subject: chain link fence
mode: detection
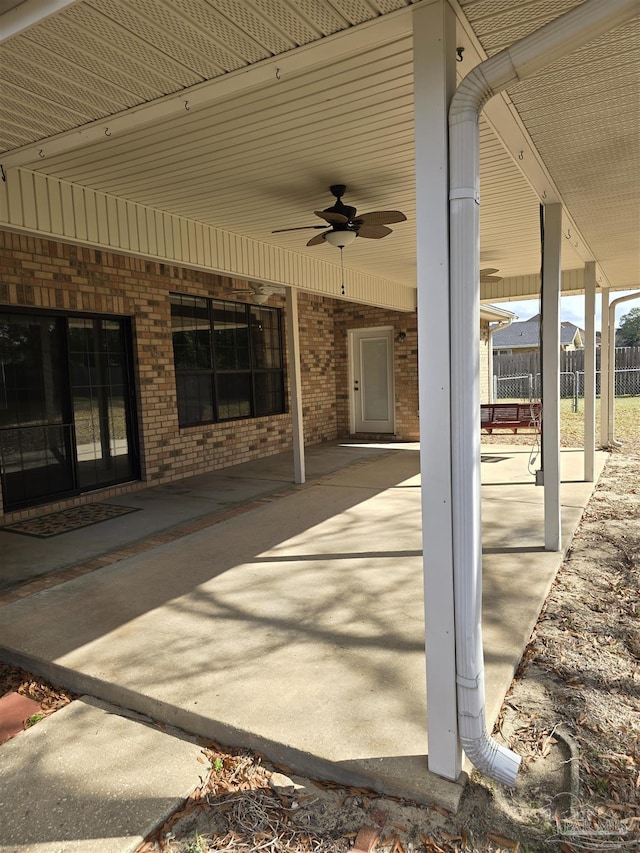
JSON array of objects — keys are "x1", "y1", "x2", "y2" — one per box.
[{"x1": 494, "y1": 368, "x2": 640, "y2": 402}]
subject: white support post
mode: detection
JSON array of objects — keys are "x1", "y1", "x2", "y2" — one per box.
[
  {"x1": 583, "y1": 262, "x2": 597, "y2": 481},
  {"x1": 607, "y1": 302, "x2": 616, "y2": 445},
  {"x1": 413, "y1": 1, "x2": 462, "y2": 781},
  {"x1": 542, "y1": 203, "x2": 562, "y2": 552},
  {"x1": 286, "y1": 287, "x2": 305, "y2": 484},
  {"x1": 599, "y1": 288, "x2": 610, "y2": 447}
]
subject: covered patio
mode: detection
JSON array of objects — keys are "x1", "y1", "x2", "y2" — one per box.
[
  {"x1": 0, "y1": 442, "x2": 606, "y2": 809},
  {"x1": 1, "y1": 0, "x2": 638, "y2": 789}
]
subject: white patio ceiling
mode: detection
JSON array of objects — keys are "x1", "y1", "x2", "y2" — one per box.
[{"x1": 1, "y1": 0, "x2": 638, "y2": 303}]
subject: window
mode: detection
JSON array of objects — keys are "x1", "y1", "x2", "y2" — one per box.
[{"x1": 170, "y1": 294, "x2": 285, "y2": 427}]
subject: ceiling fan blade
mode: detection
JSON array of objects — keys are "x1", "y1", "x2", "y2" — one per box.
[
  {"x1": 355, "y1": 210, "x2": 407, "y2": 226},
  {"x1": 480, "y1": 275, "x2": 502, "y2": 283},
  {"x1": 272, "y1": 225, "x2": 327, "y2": 233},
  {"x1": 357, "y1": 224, "x2": 392, "y2": 239},
  {"x1": 480, "y1": 268, "x2": 500, "y2": 276},
  {"x1": 314, "y1": 210, "x2": 349, "y2": 225},
  {"x1": 307, "y1": 231, "x2": 329, "y2": 246}
]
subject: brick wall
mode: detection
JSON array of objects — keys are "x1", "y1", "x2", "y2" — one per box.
[
  {"x1": 0, "y1": 232, "x2": 418, "y2": 521},
  {"x1": 296, "y1": 292, "x2": 338, "y2": 445},
  {"x1": 0, "y1": 234, "x2": 296, "y2": 520}
]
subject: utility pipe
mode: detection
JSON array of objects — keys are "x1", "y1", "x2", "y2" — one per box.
[
  {"x1": 487, "y1": 317, "x2": 513, "y2": 403},
  {"x1": 448, "y1": 0, "x2": 638, "y2": 786},
  {"x1": 606, "y1": 290, "x2": 640, "y2": 446}
]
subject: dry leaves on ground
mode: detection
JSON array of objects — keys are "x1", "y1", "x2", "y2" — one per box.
[{"x1": 0, "y1": 661, "x2": 76, "y2": 718}]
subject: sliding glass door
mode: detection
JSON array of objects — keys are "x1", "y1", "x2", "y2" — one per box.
[
  {"x1": 68, "y1": 317, "x2": 137, "y2": 491},
  {"x1": 0, "y1": 310, "x2": 138, "y2": 511}
]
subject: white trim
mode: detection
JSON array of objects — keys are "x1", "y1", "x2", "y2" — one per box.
[{"x1": 0, "y1": 169, "x2": 416, "y2": 312}]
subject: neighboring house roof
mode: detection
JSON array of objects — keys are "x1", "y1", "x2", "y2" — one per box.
[{"x1": 492, "y1": 314, "x2": 584, "y2": 349}]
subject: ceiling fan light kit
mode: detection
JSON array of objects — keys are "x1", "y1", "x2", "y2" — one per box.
[{"x1": 325, "y1": 229, "x2": 357, "y2": 248}]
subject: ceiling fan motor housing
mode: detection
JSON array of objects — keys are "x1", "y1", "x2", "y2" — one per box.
[{"x1": 325, "y1": 186, "x2": 357, "y2": 220}]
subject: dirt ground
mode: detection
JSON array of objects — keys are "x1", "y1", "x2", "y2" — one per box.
[{"x1": 2, "y1": 442, "x2": 638, "y2": 853}]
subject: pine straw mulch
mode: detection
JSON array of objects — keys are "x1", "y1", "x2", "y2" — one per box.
[{"x1": 137, "y1": 745, "x2": 476, "y2": 853}]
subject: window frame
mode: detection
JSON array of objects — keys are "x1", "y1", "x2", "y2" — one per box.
[{"x1": 170, "y1": 293, "x2": 286, "y2": 428}]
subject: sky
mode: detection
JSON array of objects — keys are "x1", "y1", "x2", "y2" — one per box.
[{"x1": 502, "y1": 290, "x2": 640, "y2": 332}]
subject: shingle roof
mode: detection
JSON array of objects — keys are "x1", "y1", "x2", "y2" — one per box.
[{"x1": 492, "y1": 315, "x2": 583, "y2": 349}]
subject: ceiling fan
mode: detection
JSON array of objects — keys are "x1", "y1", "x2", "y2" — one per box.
[
  {"x1": 480, "y1": 268, "x2": 502, "y2": 283},
  {"x1": 231, "y1": 282, "x2": 285, "y2": 304},
  {"x1": 272, "y1": 185, "x2": 407, "y2": 248}
]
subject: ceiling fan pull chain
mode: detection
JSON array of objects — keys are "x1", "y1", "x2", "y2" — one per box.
[{"x1": 340, "y1": 247, "x2": 346, "y2": 296}]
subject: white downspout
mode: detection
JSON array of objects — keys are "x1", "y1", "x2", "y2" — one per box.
[
  {"x1": 606, "y1": 290, "x2": 640, "y2": 446},
  {"x1": 448, "y1": 0, "x2": 638, "y2": 786},
  {"x1": 487, "y1": 317, "x2": 513, "y2": 403}
]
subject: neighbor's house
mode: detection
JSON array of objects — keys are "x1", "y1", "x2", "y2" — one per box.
[{"x1": 492, "y1": 314, "x2": 584, "y2": 355}]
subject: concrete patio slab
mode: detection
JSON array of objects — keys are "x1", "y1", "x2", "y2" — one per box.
[{"x1": 0, "y1": 443, "x2": 606, "y2": 831}]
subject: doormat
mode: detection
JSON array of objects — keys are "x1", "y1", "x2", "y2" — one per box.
[{"x1": 2, "y1": 503, "x2": 140, "y2": 538}]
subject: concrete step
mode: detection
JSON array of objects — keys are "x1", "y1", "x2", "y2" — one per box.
[{"x1": 0, "y1": 696, "x2": 206, "y2": 853}]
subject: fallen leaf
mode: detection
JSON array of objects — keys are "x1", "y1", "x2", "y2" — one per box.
[
  {"x1": 431, "y1": 804, "x2": 451, "y2": 817},
  {"x1": 487, "y1": 833, "x2": 519, "y2": 850}
]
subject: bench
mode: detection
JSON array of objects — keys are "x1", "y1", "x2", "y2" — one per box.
[{"x1": 481, "y1": 402, "x2": 541, "y2": 434}]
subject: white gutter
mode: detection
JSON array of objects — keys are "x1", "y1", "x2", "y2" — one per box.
[
  {"x1": 448, "y1": 0, "x2": 638, "y2": 786},
  {"x1": 606, "y1": 290, "x2": 640, "y2": 446}
]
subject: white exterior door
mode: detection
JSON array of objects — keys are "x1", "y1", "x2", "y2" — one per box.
[{"x1": 349, "y1": 327, "x2": 395, "y2": 434}]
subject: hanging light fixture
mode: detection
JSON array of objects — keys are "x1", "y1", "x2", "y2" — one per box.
[{"x1": 324, "y1": 229, "x2": 357, "y2": 248}]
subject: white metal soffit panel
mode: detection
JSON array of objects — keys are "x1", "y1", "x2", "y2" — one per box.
[
  {"x1": 0, "y1": 0, "x2": 415, "y2": 150},
  {"x1": 459, "y1": 0, "x2": 640, "y2": 291},
  {"x1": 1, "y1": 0, "x2": 637, "y2": 294}
]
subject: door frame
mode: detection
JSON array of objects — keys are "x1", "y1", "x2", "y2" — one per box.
[{"x1": 348, "y1": 325, "x2": 396, "y2": 435}]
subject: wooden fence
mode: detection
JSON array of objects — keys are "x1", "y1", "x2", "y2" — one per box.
[{"x1": 494, "y1": 346, "x2": 640, "y2": 378}]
